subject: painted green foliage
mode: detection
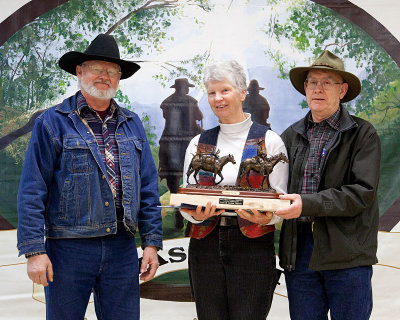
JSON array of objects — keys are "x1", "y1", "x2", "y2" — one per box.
[
  {"x1": 1, "y1": 0, "x2": 400, "y2": 227},
  {"x1": 0, "y1": 0, "x2": 212, "y2": 227},
  {"x1": 264, "y1": 0, "x2": 400, "y2": 120},
  {"x1": 263, "y1": 0, "x2": 400, "y2": 214},
  {"x1": 0, "y1": 0, "x2": 211, "y2": 113},
  {"x1": 366, "y1": 79, "x2": 400, "y2": 132},
  {"x1": 0, "y1": 0, "x2": 214, "y2": 158}
]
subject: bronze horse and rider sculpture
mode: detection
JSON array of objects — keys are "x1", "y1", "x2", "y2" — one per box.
[
  {"x1": 238, "y1": 152, "x2": 289, "y2": 191},
  {"x1": 186, "y1": 145, "x2": 288, "y2": 190},
  {"x1": 186, "y1": 150, "x2": 236, "y2": 185}
]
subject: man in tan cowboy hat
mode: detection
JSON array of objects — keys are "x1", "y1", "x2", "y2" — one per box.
[
  {"x1": 275, "y1": 50, "x2": 380, "y2": 320},
  {"x1": 17, "y1": 34, "x2": 162, "y2": 319}
]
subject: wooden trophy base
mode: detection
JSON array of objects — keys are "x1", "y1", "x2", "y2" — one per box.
[{"x1": 170, "y1": 186, "x2": 290, "y2": 212}]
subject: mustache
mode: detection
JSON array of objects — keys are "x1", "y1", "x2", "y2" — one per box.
[{"x1": 93, "y1": 79, "x2": 112, "y2": 87}]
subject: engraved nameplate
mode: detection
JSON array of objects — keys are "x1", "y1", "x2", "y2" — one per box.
[{"x1": 219, "y1": 198, "x2": 244, "y2": 206}]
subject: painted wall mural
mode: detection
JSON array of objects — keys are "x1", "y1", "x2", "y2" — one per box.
[{"x1": 1, "y1": 0, "x2": 399, "y2": 303}]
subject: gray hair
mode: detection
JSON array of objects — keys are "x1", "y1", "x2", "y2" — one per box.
[{"x1": 203, "y1": 60, "x2": 247, "y2": 92}]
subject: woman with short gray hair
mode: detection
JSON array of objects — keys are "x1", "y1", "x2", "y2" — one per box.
[
  {"x1": 203, "y1": 60, "x2": 248, "y2": 92},
  {"x1": 180, "y1": 60, "x2": 289, "y2": 319}
]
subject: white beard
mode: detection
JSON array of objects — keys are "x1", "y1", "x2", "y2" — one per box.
[{"x1": 78, "y1": 79, "x2": 117, "y2": 100}]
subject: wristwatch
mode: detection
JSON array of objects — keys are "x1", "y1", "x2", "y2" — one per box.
[{"x1": 25, "y1": 252, "x2": 45, "y2": 259}]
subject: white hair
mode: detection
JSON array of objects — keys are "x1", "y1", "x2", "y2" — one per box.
[{"x1": 203, "y1": 60, "x2": 247, "y2": 92}]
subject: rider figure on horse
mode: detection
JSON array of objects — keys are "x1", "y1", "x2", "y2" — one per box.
[
  {"x1": 254, "y1": 140, "x2": 267, "y2": 165},
  {"x1": 195, "y1": 148, "x2": 220, "y2": 166}
]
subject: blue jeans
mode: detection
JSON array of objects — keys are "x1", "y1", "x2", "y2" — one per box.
[
  {"x1": 44, "y1": 232, "x2": 140, "y2": 320},
  {"x1": 284, "y1": 222, "x2": 373, "y2": 320},
  {"x1": 189, "y1": 225, "x2": 277, "y2": 320}
]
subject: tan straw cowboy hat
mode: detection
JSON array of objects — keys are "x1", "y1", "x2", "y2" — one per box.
[{"x1": 289, "y1": 50, "x2": 361, "y2": 102}]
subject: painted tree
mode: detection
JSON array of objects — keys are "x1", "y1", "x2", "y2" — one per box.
[
  {"x1": 262, "y1": 0, "x2": 400, "y2": 117},
  {"x1": 0, "y1": 0, "x2": 211, "y2": 112},
  {"x1": 263, "y1": 0, "x2": 400, "y2": 217},
  {"x1": 0, "y1": 0, "x2": 213, "y2": 227},
  {"x1": 0, "y1": 0, "x2": 212, "y2": 158},
  {"x1": 362, "y1": 79, "x2": 400, "y2": 133},
  {"x1": 141, "y1": 113, "x2": 158, "y2": 146}
]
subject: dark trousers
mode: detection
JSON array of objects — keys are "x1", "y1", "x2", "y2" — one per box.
[
  {"x1": 189, "y1": 225, "x2": 277, "y2": 320},
  {"x1": 44, "y1": 232, "x2": 140, "y2": 320},
  {"x1": 284, "y1": 222, "x2": 373, "y2": 320}
]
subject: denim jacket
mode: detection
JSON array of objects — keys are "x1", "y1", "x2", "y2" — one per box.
[{"x1": 17, "y1": 93, "x2": 163, "y2": 256}]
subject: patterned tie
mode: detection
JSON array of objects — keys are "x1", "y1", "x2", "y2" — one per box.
[{"x1": 102, "y1": 121, "x2": 117, "y2": 197}]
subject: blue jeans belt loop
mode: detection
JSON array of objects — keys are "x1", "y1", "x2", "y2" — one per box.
[{"x1": 219, "y1": 216, "x2": 238, "y2": 227}]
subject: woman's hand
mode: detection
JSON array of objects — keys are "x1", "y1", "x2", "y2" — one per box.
[
  {"x1": 180, "y1": 202, "x2": 225, "y2": 221},
  {"x1": 236, "y1": 209, "x2": 274, "y2": 225}
]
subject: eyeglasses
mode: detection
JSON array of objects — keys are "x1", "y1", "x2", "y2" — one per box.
[
  {"x1": 305, "y1": 79, "x2": 343, "y2": 90},
  {"x1": 81, "y1": 64, "x2": 122, "y2": 78}
]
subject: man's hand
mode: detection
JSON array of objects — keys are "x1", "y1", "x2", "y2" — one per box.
[
  {"x1": 180, "y1": 202, "x2": 225, "y2": 221},
  {"x1": 27, "y1": 254, "x2": 53, "y2": 287},
  {"x1": 236, "y1": 209, "x2": 273, "y2": 225},
  {"x1": 275, "y1": 194, "x2": 302, "y2": 219},
  {"x1": 140, "y1": 246, "x2": 159, "y2": 282}
]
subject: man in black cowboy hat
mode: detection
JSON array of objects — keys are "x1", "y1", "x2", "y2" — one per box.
[
  {"x1": 275, "y1": 50, "x2": 380, "y2": 320},
  {"x1": 159, "y1": 78, "x2": 203, "y2": 228},
  {"x1": 17, "y1": 34, "x2": 162, "y2": 319},
  {"x1": 243, "y1": 79, "x2": 271, "y2": 126}
]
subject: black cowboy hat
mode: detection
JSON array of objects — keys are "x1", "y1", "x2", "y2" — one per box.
[
  {"x1": 58, "y1": 34, "x2": 140, "y2": 79},
  {"x1": 170, "y1": 78, "x2": 195, "y2": 88},
  {"x1": 247, "y1": 79, "x2": 264, "y2": 92},
  {"x1": 289, "y1": 50, "x2": 361, "y2": 102}
]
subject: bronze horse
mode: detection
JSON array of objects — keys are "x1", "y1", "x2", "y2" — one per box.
[
  {"x1": 238, "y1": 152, "x2": 288, "y2": 190},
  {"x1": 186, "y1": 154, "x2": 236, "y2": 185}
]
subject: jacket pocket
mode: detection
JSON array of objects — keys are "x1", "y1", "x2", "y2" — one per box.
[
  {"x1": 58, "y1": 173, "x2": 92, "y2": 225},
  {"x1": 118, "y1": 136, "x2": 143, "y2": 224},
  {"x1": 63, "y1": 137, "x2": 94, "y2": 173},
  {"x1": 59, "y1": 178, "x2": 72, "y2": 221},
  {"x1": 316, "y1": 217, "x2": 358, "y2": 264}
]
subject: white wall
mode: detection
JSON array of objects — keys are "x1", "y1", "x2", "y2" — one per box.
[{"x1": 350, "y1": 0, "x2": 400, "y2": 41}]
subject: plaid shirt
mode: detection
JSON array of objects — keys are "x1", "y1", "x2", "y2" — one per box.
[
  {"x1": 301, "y1": 107, "x2": 341, "y2": 194},
  {"x1": 76, "y1": 92, "x2": 123, "y2": 218}
]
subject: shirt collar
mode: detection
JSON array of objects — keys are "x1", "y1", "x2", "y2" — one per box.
[
  {"x1": 219, "y1": 113, "x2": 252, "y2": 135},
  {"x1": 307, "y1": 106, "x2": 341, "y2": 131},
  {"x1": 76, "y1": 91, "x2": 117, "y2": 116}
]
